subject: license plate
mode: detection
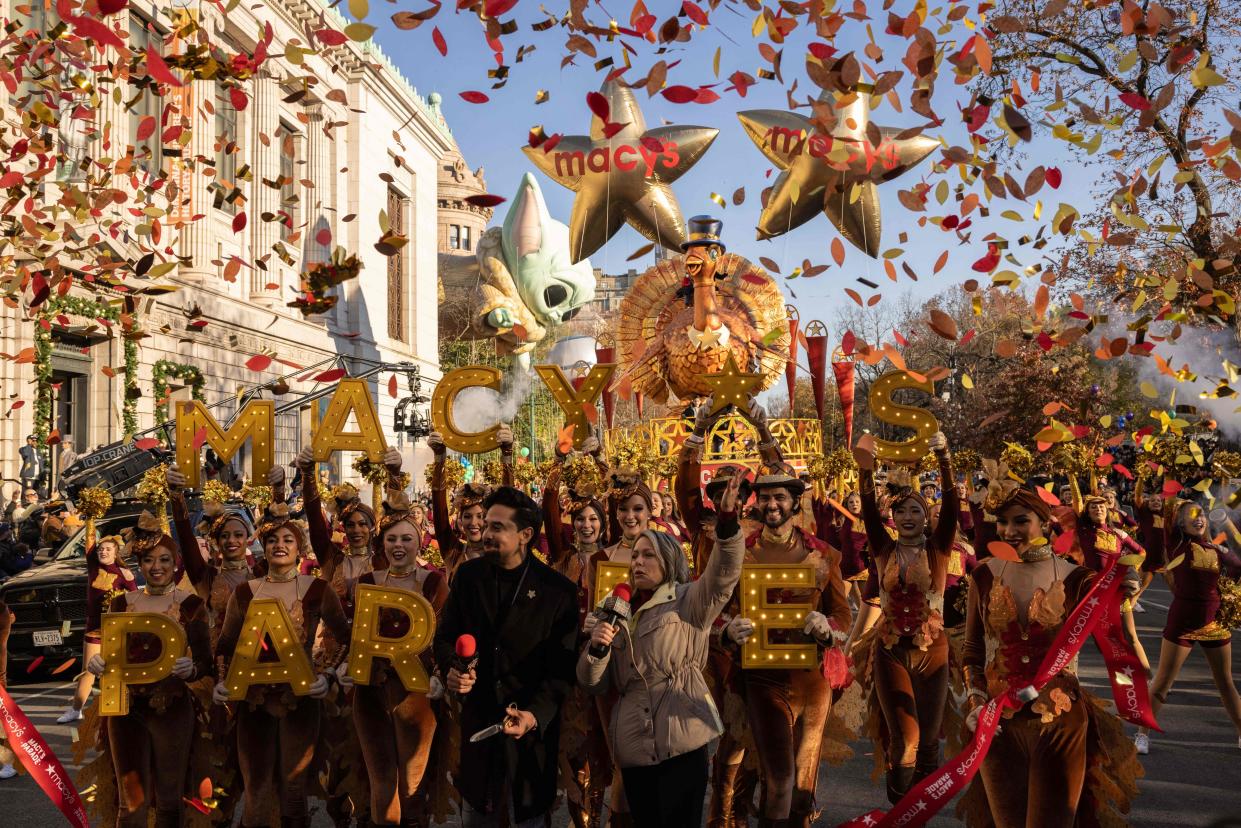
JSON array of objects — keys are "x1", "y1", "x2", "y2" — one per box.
[{"x1": 32, "y1": 630, "x2": 63, "y2": 646}]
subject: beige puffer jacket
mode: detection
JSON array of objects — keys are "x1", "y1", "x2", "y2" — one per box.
[{"x1": 576, "y1": 528, "x2": 744, "y2": 768}]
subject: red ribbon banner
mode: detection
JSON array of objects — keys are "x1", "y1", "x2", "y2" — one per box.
[
  {"x1": 1092, "y1": 596, "x2": 1159, "y2": 729},
  {"x1": 0, "y1": 684, "x2": 90, "y2": 828},
  {"x1": 832, "y1": 361, "x2": 855, "y2": 448},
  {"x1": 839, "y1": 557, "x2": 1132, "y2": 828}
]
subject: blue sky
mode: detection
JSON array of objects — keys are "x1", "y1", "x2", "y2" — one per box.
[{"x1": 364, "y1": 4, "x2": 1091, "y2": 329}]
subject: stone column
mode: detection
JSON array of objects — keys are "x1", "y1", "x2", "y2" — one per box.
[{"x1": 249, "y1": 70, "x2": 280, "y2": 305}]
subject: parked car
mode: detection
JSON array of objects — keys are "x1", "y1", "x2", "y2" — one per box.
[{"x1": 0, "y1": 500, "x2": 147, "y2": 680}]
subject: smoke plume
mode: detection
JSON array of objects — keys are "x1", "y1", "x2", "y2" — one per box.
[{"x1": 451, "y1": 366, "x2": 534, "y2": 434}]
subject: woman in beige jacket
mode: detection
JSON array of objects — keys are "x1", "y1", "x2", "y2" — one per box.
[{"x1": 578, "y1": 473, "x2": 745, "y2": 828}]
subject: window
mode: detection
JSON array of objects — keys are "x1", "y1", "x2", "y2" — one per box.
[
  {"x1": 462, "y1": 226, "x2": 472, "y2": 251},
  {"x1": 276, "y1": 121, "x2": 299, "y2": 240},
  {"x1": 215, "y1": 84, "x2": 239, "y2": 214},
  {"x1": 449, "y1": 224, "x2": 460, "y2": 250},
  {"x1": 128, "y1": 15, "x2": 163, "y2": 175},
  {"x1": 387, "y1": 187, "x2": 407, "y2": 342}
]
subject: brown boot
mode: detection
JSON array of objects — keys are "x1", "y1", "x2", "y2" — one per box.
[{"x1": 707, "y1": 759, "x2": 741, "y2": 827}]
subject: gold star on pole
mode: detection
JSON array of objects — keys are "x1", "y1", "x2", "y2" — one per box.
[
  {"x1": 737, "y1": 86, "x2": 937, "y2": 257},
  {"x1": 523, "y1": 80, "x2": 718, "y2": 263},
  {"x1": 702, "y1": 354, "x2": 765, "y2": 415}
]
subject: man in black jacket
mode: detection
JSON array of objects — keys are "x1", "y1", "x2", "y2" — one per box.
[{"x1": 434, "y1": 486, "x2": 578, "y2": 827}]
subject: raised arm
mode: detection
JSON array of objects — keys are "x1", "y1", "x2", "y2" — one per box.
[
  {"x1": 427, "y1": 432, "x2": 457, "y2": 558},
  {"x1": 498, "y1": 425, "x2": 516, "y2": 487},
  {"x1": 167, "y1": 472, "x2": 209, "y2": 590},
  {"x1": 296, "y1": 447, "x2": 339, "y2": 570},
  {"x1": 858, "y1": 467, "x2": 895, "y2": 559},
  {"x1": 541, "y1": 461, "x2": 568, "y2": 567},
  {"x1": 930, "y1": 441, "x2": 959, "y2": 555}
]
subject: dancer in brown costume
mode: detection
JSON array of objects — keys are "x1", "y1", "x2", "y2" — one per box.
[
  {"x1": 853, "y1": 432, "x2": 958, "y2": 802},
  {"x1": 212, "y1": 505, "x2": 351, "y2": 828},
  {"x1": 1136, "y1": 499, "x2": 1241, "y2": 754},
  {"x1": 86, "y1": 515, "x2": 212, "y2": 828},
  {"x1": 167, "y1": 466, "x2": 259, "y2": 643},
  {"x1": 960, "y1": 489, "x2": 1141, "y2": 828},
  {"x1": 427, "y1": 426, "x2": 513, "y2": 578},
  {"x1": 542, "y1": 436, "x2": 614, "y2": 828},
  {"x1": 722, "y1": 460, "x2": 851, "y2": 828},
  {"x1": 338, "y1": 493, "x2": 450, "y2": 827}
]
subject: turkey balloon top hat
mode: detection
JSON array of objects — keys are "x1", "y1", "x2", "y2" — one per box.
[{"x1": 681, "y1": 215, "x2": 726, "y2": 252}]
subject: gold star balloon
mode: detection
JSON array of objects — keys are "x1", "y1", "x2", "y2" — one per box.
[
  {"x1": 737, "y1": 87, "x2": 938, "y2": 257},
  {"x1": 702, "y1": 354, "x2": 766, "y2": 415},
  {"x1": 523, "y1": 81, "x2": 718, "y2": 263}
]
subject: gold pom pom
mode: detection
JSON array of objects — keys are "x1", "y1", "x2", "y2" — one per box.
[
  {"x1": 563, "y1": 454, "x2": 604, "y2": 498},
  {"x1": 1218, "y1": 577, "x2": 1241, "y2": 631},
  {"x1": 241, "y1": 482, "x2": 273, "y2": 511},
  {"x1": 1000, "y1": 443, "x2": 1033, "y2": 477},
  {"x1": 352, "y1": 455, "x2": 389, "y2": 486},
  {"x1": 1051, "y1": 442, "x2": 1093, "y2": 477},
  {"x1": 77, "y1": 486, "x2": 113, "y2": 521},
  {"x1": 513, "y1": 461, "x2": 538, "y2": 489},
  {"x1": 1214, "y1": 450, "x2": 1241, "y2": 478},
  {"x1": 480, "y1": 458, "x2": 504, "y2": 485},
  {"x1": 424, "y1": 459, "x2": 465, "y2": 492},
  {"x1": 953, "y1": 448, "x2": 981, "y2": 475},
  {"x1": 137, "y1": 465, "x2": 169, "y2": 508},
  {"x1": 201, "y1": 479, "x2": 232, "y2": 505}
]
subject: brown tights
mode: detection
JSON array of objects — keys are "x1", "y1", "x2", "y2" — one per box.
[
  {"x1": 978, "y1": 701, "x2": 1087, "y2": 828},
  {"x1": 236, "y1": 697, "x2": 321, "y2": 827},
  {"x1": 744, "y1": 669, "x2": 831, "y2": 826},
  {"x1": 873, "y1": 634, "x2": 950, "y2": 775},
  {"x1": 353, "y1": 680, "x2": 438, "y2": 826},
  {"x1": 106, "y1": 694, "x2": 195, "y2": 828}
]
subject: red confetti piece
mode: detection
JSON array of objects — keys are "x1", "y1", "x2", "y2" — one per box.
[
  {"x1": 315, "y1": 228, "x2": 332, "y2": 247},
  {"x1": 432, "y1": 26, "x2": 447, "y2": 57},
  {"x1": 465, "y1": 194, "x2": 506, "y2": 207},
  {"x1": 134, "y1": 438, "x2": 161, "y2": 450},
  {"x1": 1045, "y1": 167, "x2": 1062, "y2": 188},
  {"x1": 232, "y1": 211, "x2": 247, "y2": 233},
  {"x1": 388, "y1": 375, "x2": 398, "y2": 398},
  {"x1": 0, "y1": 171, "x2": 24, "y2": 188},
  {"x1": 314, "y1": 368, "x2": 347, "y2": 382},
  {"x1": 1118, "y1": 91, "x2": 1151, "y2": 110},
  {"x1": 245, "y1": 354, "x2": 273, "y2": 372},
  {"x1": 99, "y1": 0, "x2": 127, "y2": 13},
  {"x1": 586, "y1": 91, "x2": 610, "y2": 122},
  {"x1": 229, "y1": 87, "x2": 249, "y2": 111},
  {"x1": 660, "y1": 85, "x2": 698, "y2": 104},
  {"x1": 971, "y1": 243, "x2": 1000, "y2": 272},
  {"x1": 682, "y1": 1, "x2": 709, "y2": 25},
  {"x1": 192, "y1": 426, "x2": 208, "y2": 451},
  {"x1": 695, "y1": 88, "x2": 720, "y2": 104},
  {"x1": 145, "y1": 46, "x2": 183, "y2": 87},
  {"x1": 26, "y1": 656, "x2": 44, "y2": 673},
  {"x1": 484, "y1": 0, "x2": 518, "y2": 16},
  {"x1": 459, "y1": 91, "x2": 489, "y2": 104},
  {"x1": 314, "y1": 28, "x2": 349, "y2": 47}
]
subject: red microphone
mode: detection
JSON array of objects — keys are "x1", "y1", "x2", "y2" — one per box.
[
  {"x1": 588, "y1": 583, "x2": 633, "y2": 658},
  {"x1": 453, "y1": 634, "x2": 478, "y2": 677}
]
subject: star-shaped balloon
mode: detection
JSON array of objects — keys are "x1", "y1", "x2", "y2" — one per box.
[
  {"x1": 738, "y1": 88, "x2": 937, "y2": 257},
  {"x1": 702, "y1": 354, "x2": 765, "y2": 415},
  {"x1": 524, "y1": 81, "x2": 718, "y2": 263}
]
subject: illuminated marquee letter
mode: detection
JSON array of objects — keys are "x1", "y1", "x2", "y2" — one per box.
[
  {"x1": 593, "y1": 561, "x2": 630, "y2": 608},
  {"x1": 99, "y1": 613, "x2": 186, "y2": 716},
  {"x1": 430, "y1": 366, "x2": 503, "y2": 453},
  {"x1": 348, "y1": 584, "x2": 437, "y2": 692},
  {"x1": 535, "y1": 364, "x2": 617, "y2": 450},
  {"x1": 312, "y1": 378, "x2": 387, "y2": 463},
  {"x1": 867, "y1": 370, "x2": 940, "y2": 463},
  {"x1": 176, "y1": 400, "x2": 274, "y2": 489},
  {"x1": 225, "y1": 599, "x2": 316, "y2": 699},
  {"x1": 741, "y1": 563, "x2": 817, "y2": 669}
]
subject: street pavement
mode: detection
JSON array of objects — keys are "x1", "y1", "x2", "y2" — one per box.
[{"x1": 3, "y1": 578, "x2": 1239, "y2": 826}]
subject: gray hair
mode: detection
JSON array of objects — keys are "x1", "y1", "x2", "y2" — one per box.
[{"x1": 639, "y1": 529, "x2": 689, "y2": 587}]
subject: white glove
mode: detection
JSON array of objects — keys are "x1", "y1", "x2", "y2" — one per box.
[
  {"x1": 266, "y1": 464, "x2": 286, "y2": 487},
  {"x1": 383, "y1": 446, "x2": 403, "y2": 471},
  {"x1": 307, "y1": 673, "x2": 330, "y2": 699},
  {"x1": 582, "y1": 613, "x2": 600, "y2": 636},
  {"x1": 212, "y1": 682, "x2": 232, "y2": 705},
  {"x1": 965, "y1": 706, "x2": 981, "y2": 733},
  {"x1": 86, "y1": 654, "x2": 106, "y2": 677},
  {"x1": 335, "y1": 660, "x2": 355, "y2": 690},
  {"x1": 427, "y1": 675, "x2": 445, "y2": 701},
  {"x1": 427, "y1": 431, "x2": 445, "y2": 454},
  {"x1": 580, "y1": 435, "x2": 600, "y2": 455},
  {"x1": 803, "y1": 610, "x2": 833, "y2": 642},
  {"x1": 725, "y1": 616, "x2": 755, "y2": 645},
  {"x1": 497, "y1": 424, "x2": 514, "y2": 451},
  {"x1": 295, "y1": 445, "x2": 315, "y2": 470},
  {"x1": 171, "y1": 656, "x2": 195, "y2": 680}
]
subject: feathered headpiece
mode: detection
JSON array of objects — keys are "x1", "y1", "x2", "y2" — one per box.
[
  {"x1": 123, "y1": 510, "x2": 179, "y2": 558},
  {"x1": 453, "y1": 481, "x2": 492, "y2": 514},
  {"x1": 609, "y1": 467, "x2": 653, "y2": 508},
  {"x1": 255, "y1": 503, "x2": 310, "y2": 553}
]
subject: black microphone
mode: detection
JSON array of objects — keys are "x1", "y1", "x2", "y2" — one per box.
[{"x1": 588, "y1": 583, "x2": 633, "y2": 659}]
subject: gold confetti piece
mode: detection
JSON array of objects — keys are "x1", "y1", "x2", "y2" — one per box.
[{"x1": 709, "y1": 192, "x2": 726, "y2": 209}]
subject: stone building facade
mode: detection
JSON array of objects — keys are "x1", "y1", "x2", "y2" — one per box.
[
  {"x1": 436, "y1": 137, "x2": 493, "y2": 255},
  {"x1": 0, "y1": 0, "x2": 462, "y2": 491}
]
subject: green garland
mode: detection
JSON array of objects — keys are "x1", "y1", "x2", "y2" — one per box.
[
  {"x1": 33, "y1": 296, "x2": 138, "y2": 450},
  {"x1": 152, "y1": 359, "x2": 205, "y2": 425}
]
